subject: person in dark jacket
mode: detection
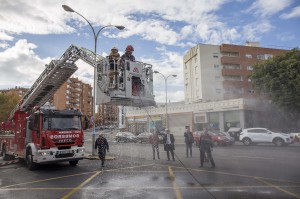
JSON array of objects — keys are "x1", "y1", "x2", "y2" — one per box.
[
  {"x1": 121, "y1": 45, "x2": 135, "y2": 61},
  {"x1": 95, "y1": 134, "x2": 109, "y2": 167},
  {"x1": 163, "y1": 129, "x2": 175, "y2": 161},
  {"x1": 199, "y1": 128, "x2": 215, "y2": 168},
  {"x1": 184, "y1": 126, "x2": 194, "y2": 158}
]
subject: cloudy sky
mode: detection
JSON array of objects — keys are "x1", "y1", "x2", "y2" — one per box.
[{"x1": 0, "y1": 0, "x2": 299, "y2": 103}]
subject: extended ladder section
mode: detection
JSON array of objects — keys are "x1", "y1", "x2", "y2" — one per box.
[{"x1": 9, "y1": 45, "x2": 103, "y2": 118}]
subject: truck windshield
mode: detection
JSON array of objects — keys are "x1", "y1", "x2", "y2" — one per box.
[{"x1": 42, "y1": 116, "x2": 82, "y2": 130}]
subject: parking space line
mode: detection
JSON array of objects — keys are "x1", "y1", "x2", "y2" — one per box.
[
  {"x1": 158, "y1": 164, "x2": 300, "y2": 184},
  {"x1": 1, "y1": 184, "x2": 300, "y2": 191},
  {"x1": 168, "y1": 166, "x2": 183, "y2": 199},
  {"x1": 0, "y1": 171, "x2": 97, "y2": 189},
  {"x1": 61, "y1": 171, "x2": 101, "y2": 199},
  {"x1": 232, "y1": 156, "x2": 274, "y2": 160},
  {"x1": 255, "y1": 177, "x2": 300, "y2": 199}
]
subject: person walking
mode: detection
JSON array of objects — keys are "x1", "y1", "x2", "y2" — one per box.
[
  {"x1": 184, "y1": 126, "x2": 194, "y2": 158},
  {"x1": 163, "y1": 129, "x2": 175, "y2": 161},
  {"x1": 199, "y1": 128, "x2": 215, "y2": 168},
  {"x1": 149, "y1": 129, "x2": 160, "y2": 160},
  {"x1": 95, "y1": 134, "x2": 109, "y2": 167}
]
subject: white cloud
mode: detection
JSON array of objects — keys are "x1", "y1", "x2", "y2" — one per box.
[
  {"x1": 280, "y1": 6, "x2": 300, "y2": 19},
  {"x1": 246, "y1": 0, "x2": 293, "y2": 17},
  {"x1": 0, "y1": 39, "x2": 50, "y2": 89},
  {"x1": 242, "y1": 20, "x2": 273, "y2": 41},
  {"x1": 0, "y1": 0, "x2": 238, "y2": 48},
  {"x1": 0, "y1": 31, "x2": 14, "y2": 41},
  {"x1": 276, "y1": 32, "x2": 295, "y2": 42}
]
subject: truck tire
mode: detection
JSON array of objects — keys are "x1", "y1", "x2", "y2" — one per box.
[
  {"x1": 26, "y1": 148, "x2": 38, "y2": 171},
  {"x1": 69, "y1": 160, "x2": 79, "y2": 166}
]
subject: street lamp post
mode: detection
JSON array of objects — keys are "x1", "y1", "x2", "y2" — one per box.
[
  {"x1": 62, "y1": 5, "x2": 124, "y2": 156},
  {"x1": 153, "y1": 71, "x2": 177, "y2": 129}
]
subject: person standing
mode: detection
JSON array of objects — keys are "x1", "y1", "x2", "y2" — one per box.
[
  {"x1": 184, "y1": 126, "x2": 194, "y2": 158},
  {"x1": 163, "y1": 129, "x2": 175, "y2": 161},
  {"x1": 199, "y1": 128, "x2": 215, "y2": 168},
  {"x1": 95, "y1": 134, "x2": 109, "y2": 167},
  {"x1": 149, "y1": 129, "x2": 160, "y2": 160},
  {"x1": 107, "y1": 47, "x2": 120, "y2": 85},
  {"x1": 121, "y1": 45, "x2": 135, "y2": 61}
]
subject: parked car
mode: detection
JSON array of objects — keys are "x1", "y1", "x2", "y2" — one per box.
[
  {"x1": 193, "y1": 130, "x2": 234, "y2": 147},
  {"x1": 239, "y1": 128, "x2": 293, "y2": 146},
  {"x1": 136, "y1": 132, "x2": 152, "y2": 143},
  {"x1": 227, "y1": 127, "x2": 242, "y2": 141},
  {"x1": 115, "y1": 132, "x2": 137, "y2": 143}
]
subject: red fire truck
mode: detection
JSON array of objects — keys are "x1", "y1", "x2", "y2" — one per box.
[{"x1": 0, "y1": 45, "x2": 155, "y2": 170}]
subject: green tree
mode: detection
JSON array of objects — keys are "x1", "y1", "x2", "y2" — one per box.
[
  {"x1": 0, "y1": 92, "x2": 20, "y2": 123},
  {"x1": 250, "y1": 49, "x2": 300, "y2": 127}
]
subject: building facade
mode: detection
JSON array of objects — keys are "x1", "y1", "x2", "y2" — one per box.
[
  {"x1": 51, "y1": 77, "x2": 92, "y2": 118},
  {"x1": 183, "y1": 43, "x2": 286, "y2": 103}
]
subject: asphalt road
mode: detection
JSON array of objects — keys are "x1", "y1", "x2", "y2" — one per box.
[{"x1": 0, "y1": 133, "x2": 299, "y2": 199}]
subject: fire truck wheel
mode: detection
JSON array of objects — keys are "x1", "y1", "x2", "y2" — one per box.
[
  {"x1": 69, "y1": 160, "x2": 79, "y2": 166},
  {"x1": 26, "y1": 148, "x2": 38, "y2": 171}
]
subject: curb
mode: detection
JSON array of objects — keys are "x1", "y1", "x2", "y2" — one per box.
[
  {"x1": 84, "y1": 155, "x2": 116, "y2": 161},
  {"x1": 0, "y1": 159, "x2": 19, "y2": 167}
]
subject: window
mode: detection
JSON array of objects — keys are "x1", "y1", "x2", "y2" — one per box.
[
  {"x1": 223, "y1": 75, "x2": 242, "y2": 81},
  {"x1": 248, "y1": 90, "x2": 255, "y2": 94},
  {"x1": 245, "y1": 54, "x2": 252, "y2": 58},
  {"x1": 216, "y1": 89, "x2": 221, "y2": 94},
  {"x1": 213, "y1": 53, "x2": 219, "y2": 58},
  {"x1": 247, "y1": 66, "x2": 253, "y2": 70},
  {"x1": 194, "y1": 57, "x2": 197, "y2": 63},
  {"x1": 223, "y1": 64, "x2": 240, "y2": 70},
  {"x1": 214, "y1": 64, "x2": 220, "y2": 69},
  {"x1": 257, "y1": 54, "x2": 273, "y2": 60},
  {"x1": 215, "y1": 76, "x2": 221, "y2": 80},
  {"x1": 222, "y1": 51, "x2": 239, "y2": 57}
]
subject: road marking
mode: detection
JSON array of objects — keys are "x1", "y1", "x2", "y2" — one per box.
[
  {"x1": 1, "y1": 185, "x2": 300, "y2": 191},
  {"x1": 0, "y1": 171, "x2": 97, "y2": 189},
  {"x1": 168, "y1": 166, "x2": 183, "y2": 199},
  {"x1": 61, "y1": 171, "x2": 101, "y2": 199},
  {"x1": 232, "y1": 155, "x2": 274, "y2": 160},
  {"x1": 155, "y1": 163, "x2": 300, "y2": 184},
  {"x1": 255, "y1": 177, "x2": 300, "y2": 199}
]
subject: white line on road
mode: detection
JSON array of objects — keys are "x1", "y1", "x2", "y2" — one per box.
[{"x1": 232, "y1": 156, "x2": 274, "y2": 160}]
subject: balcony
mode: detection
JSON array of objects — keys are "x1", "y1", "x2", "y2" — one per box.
[
  {"x1": 221, "y1": 56, "x2": 242, "y2": 65},
  {"x1": 222, "y1": 68, "x2": 244, "y2": 76}
]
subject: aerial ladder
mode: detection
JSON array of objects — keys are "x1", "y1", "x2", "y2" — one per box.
[{"x1": 9, "y1": 44, "x2": 155, "y2": 119}]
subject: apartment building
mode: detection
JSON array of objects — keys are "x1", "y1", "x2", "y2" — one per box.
[
  {"x1": 97, "y1": 104, "x2": 119, "y2": 127},
  {"x1": 183, "y1": 42, "x2": 286, "y2": 103},
  {"x1": 52, "y1": 77, "x2": 92, "y2": 117}
]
